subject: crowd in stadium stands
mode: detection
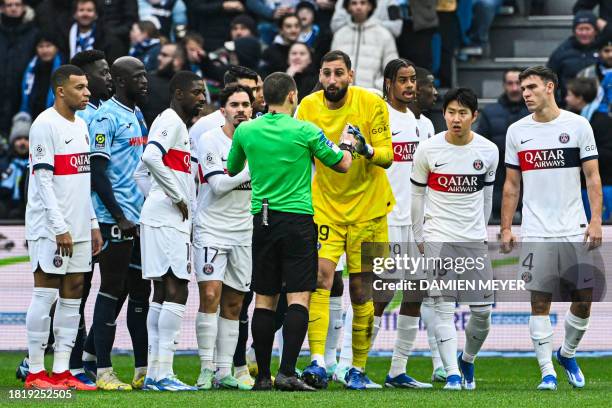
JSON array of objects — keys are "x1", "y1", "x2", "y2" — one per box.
[{"x1": 1, "y1": 0, "x2": 612, "y2": 221}]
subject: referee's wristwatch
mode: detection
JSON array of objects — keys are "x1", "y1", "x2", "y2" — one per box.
[{"x1": 339, "y1": 137, "x2": 355, "y2": 154}]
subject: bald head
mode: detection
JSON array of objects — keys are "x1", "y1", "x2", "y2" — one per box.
[{"x1": 111, "y1": 56, "x2": 148, "y2": 106}]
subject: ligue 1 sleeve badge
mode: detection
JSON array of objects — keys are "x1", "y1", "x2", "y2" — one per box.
[
  {"x1": 473, "y1": 159, "x2": 484, "y2": 170},
  {"x1": 559, "y1": 133, "x2": 570, "y2": 144}
]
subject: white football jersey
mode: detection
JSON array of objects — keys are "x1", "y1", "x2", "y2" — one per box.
[
  {"x1": 505, "y1": 110, "x2": 598, "y2": 238},
  {"x1": 386, "y1": 104, "x2": 421, "y2": 226},
  {"x1": 26, "y1": 107, "x2": 92, "y2": 242},
  {"x1": 411, "y1": 131, "x2": 499, "y2": 242},
  {"x1": 415, "y1": 114, "x2": 435, "y2": 141},
  {"x1": 194, "y1": 126, "x2": 252, "y2": 246},
  {"x1": 140, "y1": 108, "x2": 194, "y2": 233},
  {"x1": 189, "y1": 110, "x2": 224, "y2": 151}
]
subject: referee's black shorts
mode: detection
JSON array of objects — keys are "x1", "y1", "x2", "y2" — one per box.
[{"x1": 252, "y1": 210, "x2": 317, "y2": 296}]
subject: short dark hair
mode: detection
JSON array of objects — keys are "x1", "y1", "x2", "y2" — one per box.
[
  {"x1": 503, "y1": 67, "x2": 523, "y2": 82},
  {"x1": 183, "y1": 32, "x2": 204, "y2": 47},
  {"x1": 219, "y1": 84, "x2": 254, "y2": 107},
  {"x1": 566, "y1": 77, "x2": 598, "y2": 103},
  {"x1": 519, "y1": 66, "x2": 558, "y2": 91},
  {"x1": 278, "y1": 13, "x2": 300, "y2": 29},
  {"x1": 136, "y1": 20, "x2": 160, "y2": 39},
  {"x1": 383, "y1": 58, "x2": 415, "y2": 99},
  {"x1": 443, "y1": 87, "x2": 478, "y2": 114},
  {"x1": 70, "y1": 49, "x2": 106, "y2": 68},
  {"x1": 342, "y1": 0, "x2": 377, "y2": 15},
  {"x1": 415, "y1": 66, "x2": 433, "y2": 87},
  {"x1": 263, "y1": 72, "x2": 297, "y2": 105},
  {"x1": 223, "y1": 65, "x2": 258, "y2": 86},
  {"x1": 169, "y1": 70, "x2": 202, "y2": 95},
  {"x1": 73, "y1": 0, "x2": 97, "y2": 12},
  {"x1": 321, "y1": 50, "x2": 352, "y2": 70},
  {"x1": 51, "y1": 64, "x2": 86, "y2": 91}
]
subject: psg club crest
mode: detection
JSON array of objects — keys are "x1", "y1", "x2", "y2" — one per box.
[
  {"x1": 521, "y1": 271, "x2": 532, "y2": 283},
  {"x1": 53, "y1": 255, "x2": 63, "y2": 268},
  {"x1": 203, "y1": 263, "x2": 214, "y2": 275},
  {"x1": 473, "y1": 159, "x2": 484, "y2": 170},
  {"x1": 559, "y1": 133, "x2": 570, "y2": 144}
]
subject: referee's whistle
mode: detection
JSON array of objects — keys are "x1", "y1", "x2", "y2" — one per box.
[{"x1": 262, "y1": 198, "x2": 269, "y2": 226}]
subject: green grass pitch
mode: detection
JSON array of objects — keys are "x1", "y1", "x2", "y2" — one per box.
[{"x1": 1, "y1": 353, "x2": 611, "y2": 407}]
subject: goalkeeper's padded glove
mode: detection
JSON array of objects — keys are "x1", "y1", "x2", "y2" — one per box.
[{"x1": 348, "y1": 124, "x2": 374, "y2": 158}]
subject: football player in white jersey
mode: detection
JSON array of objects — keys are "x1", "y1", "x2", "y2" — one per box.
[
  {"x1": 193, "y1": 84, "x2": 254, "y2": 391},
  {"x1": 140, "y1": 71, "x2": 206, "y2": 391},
  {"x1": 24, "y1": 65, "x2": 102, "y2": 390},
  {"x1": 411, "y1": 88, "x2": 498, "y2": 391},
  {"x1": 501, "y1": 66, "x2": 602, "y2": 391}
]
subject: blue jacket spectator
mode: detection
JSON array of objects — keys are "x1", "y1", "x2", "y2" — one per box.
[
  {"x1": 185, "y1": 0, "x2": 247, "y2": 52},
  {"x1": 0, "y1": 112, "x2": 30, "y2": 220},
  {"x1": 138, "y1": 0, "x2": 187, "y2": 39},
  {"x1": 129, "y1": 20, "x2": 162, "y2": 71}
]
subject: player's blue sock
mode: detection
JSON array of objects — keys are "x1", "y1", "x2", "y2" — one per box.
[
  {"x1": 69, "y1": 317, "x2": 87, "y2": 371},
  {"x1": 127, "y1": 298, "x2": 149, "y2": 368},
  {"x1": 92, "y1": 293, "x2": 118, "y2": 370}
]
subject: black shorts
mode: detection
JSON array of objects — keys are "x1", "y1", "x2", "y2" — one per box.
[
  {"x1": 252, "y1": 211, "x2": 317, "y2": 296},
  {"x1": 97, "y1": 223, "x2": 141, "y2": 269}
]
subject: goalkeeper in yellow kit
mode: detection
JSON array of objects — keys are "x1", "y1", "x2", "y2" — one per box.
[{"x1": 297, "y1": 50, "x2": 394, "y2": 390}]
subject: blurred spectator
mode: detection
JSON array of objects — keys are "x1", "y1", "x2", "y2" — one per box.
[
  {"x1": 246, "y1": 0, "x2": 296, "y2": 44},
  {"x1": 261, "y1": 13, "x2": 301, "y2": 75},
  {"x1": 437, "y1": 0, "x2": 461, "y2": 87},
  {"x1": 476, "y1": 68, "x2": 529, "y2": 220},
  {"x1": 578, "y1": 31, "x2": 612, "y2": 84},
  {"x1": 462, "y1": 0, "x2": 503, "y2": 57},
  {"x1": 96, "y1": 0, "x2": 139, "y2": 62},
  {"x1": 20, "y1": 31, "x2": 63, "y2": 119},
  {"x1": 209, "y1": 15, "x2": 262, "y2": 70},
  {"x1": 548, "y1": 10, "x2": 599, "y2": 103},
  {"x1": 69, "y1": 0, "x2": 101, "y2": 58},
  {"x1": 296, "y1": 0, "x2": 320, "y2": 48},
  {"x1": 565, "y1": 77, "x2": 599, "y2": 119},
  {"x1": 142, "y1": 42, "x2": 176, "y2": 125},
  {"x1": 0, "y1": 112, "x2": 30, "y2": 219},
  {"x1": 230, "y1": 13, "x2": 258, "y2": 39},
  {"x1": 0, "y1": 0, "x2": 38, "y2": 136},
  {"x1": 35, "y1": 0, "x2": 72, "y2": 56},
  {"x1": 183, "y1": 32, "x2": 227, "y2": 83},
  {"x1": 312, "y1": 0, "x2": 336, "y2": 57},
  {"x1": 573, "y1": 0, "x2": 612, "y2": 30},
  {"x1": 286, "y1": 42, "x2": 318, "y2": 101},
  {"x1": 396, "y1": 0, "x2": 438, "y2": 71},
  {"x1": 138, "y1": 0, "x2": 188, "y2": 39},
  {"x1": 330, "y1": 0, "x2": 400, "y2": 37},
  {"x1": 584, "y1": 110, "x2": 612, "y2": 221},
  {"x1": 331, "y1": 0, "x2": 398, "y2": 90},
  {"x1": 129, "y1": 20, "x2": 162, "y2": 71},
  {"x1": 185, "y1": 0, "x2": 246, "y2": 52}
]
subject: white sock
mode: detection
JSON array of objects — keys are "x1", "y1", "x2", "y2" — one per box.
[
  {"x1": 26, "y1": 287, "x2": 57, "y2": 374},
  {"x1": 371, "y1": 315, "x2": 382, "y2": 347},
  {"x1": 215, "y1": 317, "x2": 239, "y2": 379},
  {"x1": 146, "y1": 302, "x2": 162, "y2": 380},
  {"x1": 435, "y1": 300, "x2": 459, "y2": 377},
  {"x1": 325, "y1": 296, "x2": 343, "y2": 368},
  {"x1": 462, "y1": 305, "x2": 491, "y2": 364},
  {"x1": 338, "y1": 305, "x2": 353, "y2": 368},
  {"x1": 389, "y1": 315, "x2": 419, "y2": 378},
  {"x1": 234, "y1": 365, "x2": 249, "y2": 377},
  {"x1": 311, "y1": 353, "x2": 326, "y2": 368},
  {"x1": 561, "y1": 310, "x2": 589, "y2": 358},
  {"x1": 421, "y1": 299, "x2": 443, "y2": 370},
  {"x1": 529, "y1": 315, "x2": 556, "y2": 378},
  {"x1": 196, "y1": 312, "x2": 217, "y2": 371},
  {"x1": 157, "y1": 302, "x2": 185, "y2": 380},
  {"x1": 275, "y1": 328, "x2": 284, "y2": 364},
  {"x1": 52, "y1": 297, "x2": 81, "y2": 373}
]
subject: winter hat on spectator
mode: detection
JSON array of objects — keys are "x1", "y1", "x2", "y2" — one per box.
[
  {"x1": 231, "y1": 14, "x2": 258, "y2": 36},
  {"x1": 296, "y1": 0, "x2": 318, "y2": 13},
  {"x1": 234, "y1": 36, "x2": 262, "y2": 71},
  {"x1": 9, "y1": 112, "x2": 31, "y2": 144},
  {"x1": 573, "y1": 10, "x2": 597, "y2": 30},
  {"x1": 596, "y1": 30, "x2": 612, "y2": 49}
]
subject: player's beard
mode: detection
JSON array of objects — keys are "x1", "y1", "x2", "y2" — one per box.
[{"x1": 324, "y1": 84, "x2": 348, "y2": 103}]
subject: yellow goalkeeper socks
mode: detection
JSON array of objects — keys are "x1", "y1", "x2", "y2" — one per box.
[
  {"x1": 308, "y1": 288, "x2": 331, "y2": 358},
  {"x1": 351, "y1": 300, "x2": 374, "y2": 370}
]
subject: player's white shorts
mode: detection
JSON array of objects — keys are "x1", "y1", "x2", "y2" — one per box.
[
  {"x1": 28, "y1": 238, "x2": 91, "y2": 275},
  {"x1": 519, "y1": 234, "x2": 594, "y2": 294},
  {"x1": 141, "y1": 225, "x2": 191, "y2": 281},
  {"x1": 388, "y1": 225, "x2": 425, "y2": 281},
  {"x1": 424, "y1": 241, "x2": 493, "y2": 305},
  {"x1": 193, "y1": 244, "x2": 252, "y2": 292}
]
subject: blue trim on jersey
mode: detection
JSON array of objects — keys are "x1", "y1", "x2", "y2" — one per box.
[
  {"x1": 90, "y1": 151, "x2": 111, "y2": 160},
  {"x1": 204, "y1": 170, "x2": 224, "y2": 181},
  {"x1": 410, "y1": 178, "x2": 427, "y2": 187},
  {"x1": 191, "y1": 156, "x2": 199, "y2": 163},
  {"x1": 32, "y1": 163, "x2": 54, "y2": 171},
  {"x1": 505, "y1": 163, "x2": 520, "y2": 170},
  {"x1": 484, "y1": 180, "x2": 495, "y2": 186},
  {"x1": 148, "y1": 140, "x2": 167, "y2": 155},
  {"x1": 581, "y1": 155, "x2": 598, "y2": 163}
]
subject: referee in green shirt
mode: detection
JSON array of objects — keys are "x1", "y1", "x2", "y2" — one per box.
[{"x1": 227, "y1": 72, "x2": 354, "y2": 391}]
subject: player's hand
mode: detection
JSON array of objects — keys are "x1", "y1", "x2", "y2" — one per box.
[
  {"x1": 175, "y1": 200, "x2": 189, "y2": 221},
  {"x1": 91, "y1": 228, "x2": 103, "y2": 256},
  {"x1": 117, "y1": 216, "x2": 138, "y2": 238},
  {"x1": 584, "y1": 221, "x2": 602, "y2": 251},
  {"x1": 348, "y1": 124, "x2": 373, "y2": 158},
  {"x1": 56, "y1": 231, "x2": 73, "y2": 257},
  {"x1": 499, "y1": 228, "x2": 516, "y2": 254}
]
